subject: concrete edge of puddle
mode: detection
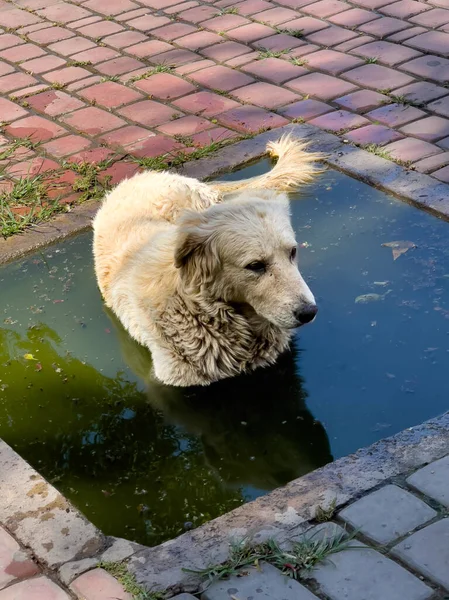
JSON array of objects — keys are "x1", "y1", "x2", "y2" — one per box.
[
  {"x1": 1, "y1": 124, "x2": 449, "y2": 592},
  {"x1": 0, "y1": 407, "x2": 448, "y2": 593},
  {"x1": 2, "y1": 123, "x2": 449, "y2": 267}
]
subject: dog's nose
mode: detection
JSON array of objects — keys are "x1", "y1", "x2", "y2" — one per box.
[{"x1": 295, "y1": 304, "x2": 318, "y2": 324}]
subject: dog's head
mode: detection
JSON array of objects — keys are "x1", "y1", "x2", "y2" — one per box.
[{"x1": 174, "y1": 192, "x2": 317, "y2": 329}]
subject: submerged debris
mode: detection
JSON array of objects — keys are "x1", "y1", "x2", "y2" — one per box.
[
  {"x1": 355, "y1": 290, "x2": 392, "y2": 304},
  {"x1": 382, "y1": 240, "x2": 416, "y2": 261}
]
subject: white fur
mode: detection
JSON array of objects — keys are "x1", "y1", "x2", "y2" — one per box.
[{"x1": 93, "y1": 135, "x2": 322, "y2": 386}]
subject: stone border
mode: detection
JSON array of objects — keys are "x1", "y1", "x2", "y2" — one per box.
[{"x1": 2, "y1": 123, "x2": 449, "y2": 266}]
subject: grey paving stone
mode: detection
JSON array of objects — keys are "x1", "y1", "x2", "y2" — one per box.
[
  {"x1": 339, "y1": 484, "x2": 437, "y2": 544},
  {"x1": 392, "y1": 519, "x2": 449, "y2": 591},
  {"x1": 313, "y1": 542, "x2": 432, "y2": 600},
  {"x1": 407, "y1": 455, "x2": 449, "y2": 508},
  {"x1": 288, "y1": 522, "x2": 347, "y2": 548},
  {"x1": 172, "y1": 595, "x2": 198, "y2": 599},
  {"x1": 306, "y1": 522, "x2": 347, "y2": 540},
  {"x1": 59, "y1": 537, "x2": 144, "y2": 585},
  {"x1": 201, "y1": 562, "x2": 319, "y2": 600}
]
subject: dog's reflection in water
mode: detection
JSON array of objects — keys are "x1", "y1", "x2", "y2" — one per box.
[{"x1": 107, "y1": 308, "x2": 332, "y2": 492}]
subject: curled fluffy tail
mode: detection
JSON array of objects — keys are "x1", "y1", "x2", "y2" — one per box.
[{"x1": 210, "y1": 134, "x2": 323, "y2": 195}]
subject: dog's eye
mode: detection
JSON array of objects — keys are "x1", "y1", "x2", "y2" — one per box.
[
  {"x1": 245, "y1": 261, "x2": 266, "y2": 273},
  {"x1": 290, "y1": 246, "x2": 297, "y2": 261}
]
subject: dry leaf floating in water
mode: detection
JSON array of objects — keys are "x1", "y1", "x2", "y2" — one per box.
[
  {"x1": 382, "y1": 240, "x2": 416, "y2": 261},
  {"x1": 23, "y1": 353, "x2": 38, "y2": 361}
]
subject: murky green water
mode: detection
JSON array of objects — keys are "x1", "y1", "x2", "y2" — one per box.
[{"x1": 1, "y1": 163, "x2": 449, "y2": 546}]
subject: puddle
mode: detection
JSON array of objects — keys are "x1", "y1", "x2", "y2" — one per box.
[{"x1": 1, "y1": 163, "x2": 449, "y2": 546}]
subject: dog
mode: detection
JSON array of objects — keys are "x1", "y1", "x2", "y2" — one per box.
[{"x1": 93, "y1": 135, "x2": 322, "y2": 387}]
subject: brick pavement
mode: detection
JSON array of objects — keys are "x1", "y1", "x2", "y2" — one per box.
[
  {"x1": 0, "y1": 525, "x2": 71, "y2": 599},
  {"x1": 0, "y1": 0, "x2": 449, "y2": 224},
  {"x1": 0, "y1": 520, "x2": 134, "y2": 599}
]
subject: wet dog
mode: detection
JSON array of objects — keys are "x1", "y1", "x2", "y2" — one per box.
[{"x1": 93, "y1": 135, "x2": 321, "y2": 386}]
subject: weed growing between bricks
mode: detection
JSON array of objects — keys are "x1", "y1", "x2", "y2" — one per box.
[
  {"x1": 0, "y1": 141, "x2": 114, "y2": 237},
  {"x1": 378, "y1": 93, "x2": 425, "y2": 108},
  {"x1": 66, "y1": 158, "x2": 114, "y2": 203},
  {"x1": 360, "y1": 143, "x2": 414, "y2": 168},
  {"x1": 130, "y1": 136, "x2": 251, "y2": 170},
  {"x1": 100, "y1": 562, "x2": 165, "y2": 600},
  {"x1": 183, "y1": 528, "x2": 358, "y2": 588},
  {"x1": 0, "y1": 133, "x2": 252, "y2": 238},
  {"x1": 277, "y1": 28, "x2": 304, "y2": 38},
  {"x1": 290, "y1": 57, "x2": 308, "y2": 66},
  {"x1": 127, "y1": 64, "x2": 174, "y2": 83},
  {"x1": 258, "y1": 48, "x2": 291, "y2": 59},
  {"x1": 0, "y1": 177, "x2": 64, "y2": 238},
  {"x1": 0, "y1": 138, "x2": 63, "y2": 237}
]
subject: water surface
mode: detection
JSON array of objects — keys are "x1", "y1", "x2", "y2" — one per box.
[{"x1": 1, "y1": 164, "x2": 448, "y2": 545}]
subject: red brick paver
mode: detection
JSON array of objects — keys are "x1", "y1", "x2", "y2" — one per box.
[
  {"x1": 0, "y1": 528, "x2": 39, "y2": 590},
  {"x1": 79, "y1": 81, "x2": 143, "y2": 108},
  {"x1": 384, "y1": 137, "x2": 442, "y2": 161},
  {"x1": 0, "y1": 577, "x2": 70, "y2": 600},
  {"x1": 0, "y1": 525, "x2": 98, "y2": 600},
  {"x1": 71, "y1": 569, "x2": 132, "y2": 600},
  {"x1": 1, "y1": 0, "x2": 449, "y2": 222}
]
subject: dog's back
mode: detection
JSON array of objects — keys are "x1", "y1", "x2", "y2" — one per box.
[{"x1": 93, "y1": 171, "x2": 220, "y2": 298}]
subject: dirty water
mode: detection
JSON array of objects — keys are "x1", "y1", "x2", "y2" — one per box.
[{"x1": 1, "y1": 163, "x2": 449, "y2": 546}]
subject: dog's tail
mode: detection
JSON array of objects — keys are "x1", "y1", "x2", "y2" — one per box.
[{"x1": 210, "y1": 134, "x2": 324, "y2": 195}]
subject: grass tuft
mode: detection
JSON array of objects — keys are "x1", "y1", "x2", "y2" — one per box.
[
  {"x1": 67, "y1": 159, "x2": 113, "y2": 202},
  {"x1": 362, "y1": 143, "x2": 412, "y2": 168},
  {"x1": 258, "y1": 47, "x2": 290, "y2": 59},
  {"x1": 100, "y1": 75, "x2": 120, "y2": 83},
  {"x1": 132, "y1": 137, "x2": 243, "y2": 171},
  {"x1": 0, "y1": 138, "x2": 35, "y2": 162},
  {"x1": 185, "y1": 529, "x2": 357, "y2": 587},
  {"x1": 363, "y1": 143, "x2": 392, "y2": 160},
  {"x1": 67, "y1": 60, "x2": 92, "y2": 67},
  {"x1": 100, "y1": 562, "x2": 164, "y2": 600},
  {"x1": 277, "y1": 27, "x2": 304, "y2": 38},
  {"x1": 0, "y1": 138, "x2": 67, "y2": 237},
  {"x1": 128, "y1": 65, "x2": 173, "y2": 83},
  {"x1": 290, "y1": 56, "x2": 308, "y2": 67},
  {"x1": 0, "y1": 173, "x2": 63, "y2": 238},
  {"x1": 215, "y1": 6, "x2": 239, "y2": 14}
]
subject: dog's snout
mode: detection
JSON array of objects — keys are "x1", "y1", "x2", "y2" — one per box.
[{"x1": 295, "y1": 303, "x2": 318, "y2": 325}]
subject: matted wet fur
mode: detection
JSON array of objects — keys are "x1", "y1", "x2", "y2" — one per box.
[{"x1": 93, "y1": 135, "x2": 322, "y2": 387}]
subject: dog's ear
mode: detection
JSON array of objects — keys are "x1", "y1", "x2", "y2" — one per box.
[
  {"x1": 174, "y1": 210, "x2": 221, "y2": 288},
  {"x1": 174, "y1": 211, "x2": 208, "y2": 268}
]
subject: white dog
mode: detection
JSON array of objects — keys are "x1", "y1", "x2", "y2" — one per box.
[{"x1": 93, "y1": 135, "x2": 321, "y2": 387}]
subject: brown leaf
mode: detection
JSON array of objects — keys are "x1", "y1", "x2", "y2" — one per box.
[{"x1": 382, "y1": 240, "x2": 416, "y2": 261}]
